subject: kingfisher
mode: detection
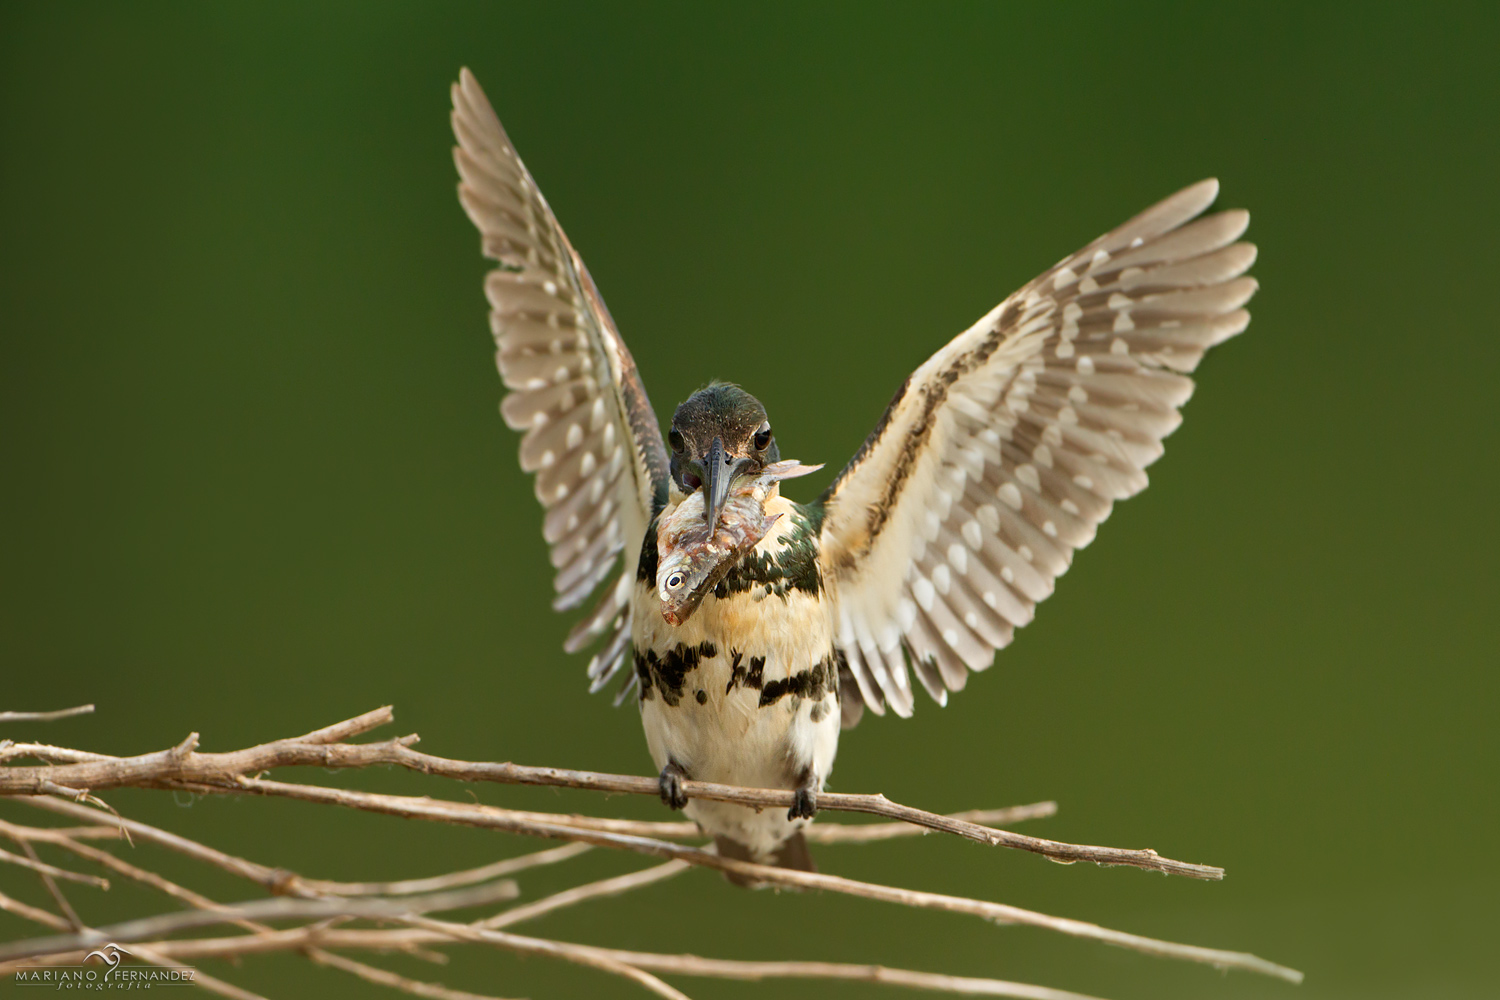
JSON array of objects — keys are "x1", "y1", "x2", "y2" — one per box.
[{"x1": 450, "y1": 69, "x2": 1255, "y2": 874}]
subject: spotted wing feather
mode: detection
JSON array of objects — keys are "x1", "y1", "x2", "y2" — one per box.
[
  {"x1": 452, "y1": 69, "x2": 669, "y2": 690},
  {"x1": 817, "y1": 179, "x2": 1254, "y2": 718}
]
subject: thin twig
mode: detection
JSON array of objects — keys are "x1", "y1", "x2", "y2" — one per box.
[
  {"x1": 806, "y1": 804, "x2": 1058, "y2": 843},
  {"x1": 0, "y1": 889, "x2": 71, "y2": 931},
  {"x1": 0, "y1": 845, "x2": 109, "y2": 889},
  {"x1": 538, "y1": 945, "x2": 1113, "y2": 1000},
  {"x1": 477, "y1": 860, "x2": 692, "y2": 930},
  {"x1": 133, "y1": 947, "x2": 270, "y2": 1000},
  {"x1": 402, "y1": 916, "x2": 695, "y2": 1000},
  {"x1": 22, "y1": 820, "x2": 464, "y2": 989},
  {"x1": 0, "y1": 822, "x2": 125, "y2": 841},
  {"x1": 0, "y1": 880, "x2": 523, "y2": 963},
  {"x1": 0, "y1": 925, "x2": 1110, "y2": 1000},
  {"x1": 16, "y1": 796, "x2": 586, "y2": 900},
  {"x1": 11, "y1": 841, "x2": 264, "y2": 1000},
  {"x1": 307, "y1": 948, "x2": 521, "y2": 1000},
  {"x1": 0, "y1": 705, "x2": 95, "y2": 724},
  {"x1": 0, "y1": 709, "x2": 1219, "y2": 879},
  {"x1": 1, "y1": 706, "x2": 1303, "y2": 993},
  {"x1": 194, "y1": 778, "x2": 1300, "y2": 981},
  {"x1": 18, "y1": 796, "x2": 317, "y2": 896},
  {"x1": 298, "y1": 842, "x2": 592, "y2": 897},
  {"x1": 0, "y1": 744, "x2": 117, "y2": 766}
]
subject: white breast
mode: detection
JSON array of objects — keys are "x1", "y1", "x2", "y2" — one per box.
[{"x1": 631, "y1": 495, "x2": 841, "y2": 859}]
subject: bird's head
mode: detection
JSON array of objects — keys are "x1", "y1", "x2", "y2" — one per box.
[{"x1": 668, "y1": 382, "x2": 779, "y2": 528}]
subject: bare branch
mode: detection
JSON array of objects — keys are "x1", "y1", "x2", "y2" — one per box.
[
  {"x1": 0, "y1": 822, "x2": 125, "y2": 841},
  {"x1": 16, "y1": 796, "x2": 585, "y2": 900},
  {"x1": 18, "y1": 796, "x2": 316, "y2": 896},
  {"x1": 1, "y1": 706, "x2": 1303, "y2": 994},
  {"x1": 0, "y1": 744, "x2": 117, "y2": 766},
  {"x1": 0, "y1": 716, "x2": 1218, "y2": 879},
  {"x1": 0, "y1": 845, "x2": 108, "y2": 889},
  {"x1": 308, "y1": 948, "x2": 521, "y2": 1000},
  {"x1": 292, "y1": 705, "x2": 397, "y2": 744},
  {"x1": 4, "y1": 924, "x2": 1113, "y2": 1000},
  {"x1": 402, "y1": 917, "x2": 695, "y2": 1000},
  {"x1": 478, "y1": 860, "x2": 691, "y2": 930},
  {"x1": 0, "y1": 705, "x2": 95, "y2": 724},
  {"x1": 0, "y1": 889, "x2": 71, "y2": 931},
  {"x1": 0, "y1": 880, "x2": 522, "y2": 963},
  {"x1": 201, "y1": 778, "x2": 1298, "y2": 981},
  {"x1": 132, "y1": 947, "x2": 270, "y2": 1000},
  {"x1": 299, "y1": 842, "x2": 593, "y2": 897},
  {"x1": 545, "y1": 945, "x2": 1114, "y2": 1000},
  {"x1": 806, "y1": 804, "x2": 1058, "y2": 844}
]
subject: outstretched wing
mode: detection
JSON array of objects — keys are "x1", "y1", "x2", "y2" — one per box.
[
  {"x1": 817, "y1": 180, "x2": 1254, "y2": 719},
  {"x1": 452, "y1": 69, "x2": 669, "y2": 691}
]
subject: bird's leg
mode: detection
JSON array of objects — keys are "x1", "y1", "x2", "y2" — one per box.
[
  {"x1": 658, "y1": 759, "x2": 689, "y2": 811},
  {"x1": 788, "y1": 767, "x2": 818, "y2": 821}
]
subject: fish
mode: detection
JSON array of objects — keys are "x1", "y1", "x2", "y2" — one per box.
[{"x1": 656, "y1": 460, "x2": 822, "y2": 626}]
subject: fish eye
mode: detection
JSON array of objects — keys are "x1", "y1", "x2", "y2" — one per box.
[
  {"x1": 668, "y1": 428, "x2": 685, "y2": 454},
  {"x1": 753, "y1": 422, "x2": 771, "y2": 450},
  {"x1": 666, "y1": 572, "x2": 685, "y2": 590}
]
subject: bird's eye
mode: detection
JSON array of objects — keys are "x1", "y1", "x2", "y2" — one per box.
[
  {"x1": 668, "y1": 429, "x2": 685, "y2": 454},
  {"x1": 753, "y1": 423, "x2": 772, "y2": 450}
]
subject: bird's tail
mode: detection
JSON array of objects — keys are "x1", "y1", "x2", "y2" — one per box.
[{"x1": 713, "y1": 832, "x2": 816, "y2": 888}]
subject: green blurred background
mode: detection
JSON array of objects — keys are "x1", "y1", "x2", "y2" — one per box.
[{"x1": 2, "y1": 3, "x2": 1496, "y2": 998}]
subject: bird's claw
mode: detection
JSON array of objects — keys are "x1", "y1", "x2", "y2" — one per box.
[
  {"x1": 788, "y1": 787, "x2": 817, "y2": 821},
  {"x1": 659, "y1": 762, "x2": 689, "y2": 811}
]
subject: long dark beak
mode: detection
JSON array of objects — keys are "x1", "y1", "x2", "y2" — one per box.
[{"x1": 701, "y1": 437, "x2": 748, "y2": 530}]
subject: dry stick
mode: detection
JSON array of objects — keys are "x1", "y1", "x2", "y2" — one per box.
[
  {"x1": 306, "y1": 948, "x2": 521, "y2": 1000},
  {"x1": 0, "y1": 719, "x2": 1217, "y2": 880},
  {"x1": 213, "y1": 779, "x2": 1300, "y2": 982},
  {"x1": 2, "y1": 867, "x2": 1100, "y2": 1000},
  {"x1": 15, "y1": 788, "x2": 1056, "y2": 858},
  {"x1": 400, "y1": 916, "x2": 695, "y2": 1000},
  {"x1": 478, "y1": 861, "x2": 692, "y2": 930},
  {"x1": 15, "y1": 837, "x2": 85, "y2": 932},
  {"x1": 16, "y1": 796, "x2": 590, "y2": 901},
  {"x1": 298, "y1": 842, "x2": 592, "y2": 897},
  {"x1": 8, "y1": 850, "x2": 1085, "y2": 999},
  {"x1": 0, "y1": 880, "x2": 525, "y2": 963},
  {"x1": 545, "y1": 947, "x2": 1111, "y2": 1000},
  {"x1": 7, "y1": 795, "x2": 1056, "y2": 953},
  {"x1": 18, "y1": 797, "x2": 297, "y2": 895},
  {"x1": 139, "y1": 946, "x2": 272, "y2": 1000},
  {"x1": 414, "y1": 917, "x2": 1119, "y2": 1000},
  {"x1": 420, "y1": 920, "x2": 1112, "y2": 1000},
  {"x1": 11, "y1": 788, "x2": 1285, "y2": 979},
  {"x1": 2, "y1": 924, "x2": 1113, "y2": 1000},
  {"x1": 0, "y1": 823, "x2": 125, "y2": 842},
  {"x1": 0, "y1": 705, "x2": 95, "y2": 725},
  {"x1": 0, "y1": 889, "x2": 72, "y2": 931},
  {"x1": 21, "y1": 826, "x2": 503, "y2": 1000},
  {"x1": 0, "y1": 883, "x2": 265, "y2": 1000},
  {"x1": 0, "y1": 744, "x2": 117, "y2": 766},
  {"x1": 807, "y1": 804, "x2": 1057, "y2": 844},
  {"x1": 11, "y1": 783, "x2": 1300, "y2": 983},
  {"x1": 8, "y1": 835, "x2": 263, "y2": 1000},
  {"x1": 489, "y1": 803, "x2": 1057, "y2": 844},
  {"x1": 3, "y1": 825, "x2": 247, "y2": 926},
  {"x1": 0, "y1": 845, "x2": 109, "y2": 888}
]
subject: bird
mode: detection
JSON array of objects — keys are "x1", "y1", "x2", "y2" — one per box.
[{"x1": 449, "y1": 68, "x2": 1256, "y2": 876}]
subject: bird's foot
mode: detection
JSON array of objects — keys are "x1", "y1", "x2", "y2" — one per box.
[
  {"x1": 658, "y1": 761, "x2": 689, "y2": 811},
  {"x1": 788, "y1": 786, "x2": 818, "y2": 821}
]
